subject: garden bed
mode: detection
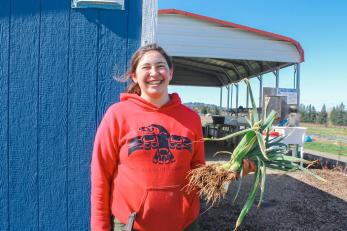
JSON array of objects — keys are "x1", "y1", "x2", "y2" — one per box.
[
  {"x1": 199, "y1": 144, "x2": 347, "y2": 230},
  {"x1": 199, "y1": 167, "x2": 347, "y2": 231}
]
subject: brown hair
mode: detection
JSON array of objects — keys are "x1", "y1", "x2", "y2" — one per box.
[{"x1": 116, "y1": 43, "x2": 173, "y2": 95}]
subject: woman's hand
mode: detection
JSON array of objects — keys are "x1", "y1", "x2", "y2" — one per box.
[{"x1": 240, "y1": 159, "x2": 257, "y2": 177}]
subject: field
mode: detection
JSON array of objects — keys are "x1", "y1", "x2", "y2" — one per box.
[{"x1": 302, "y1": 123, "x2": 347, "y2": 157}]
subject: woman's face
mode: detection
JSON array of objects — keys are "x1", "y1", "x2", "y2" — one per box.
[{"x1": 132, "y1": 51, "x2": 173, "y2": 101}]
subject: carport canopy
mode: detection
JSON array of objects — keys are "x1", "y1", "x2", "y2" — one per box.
[{"x1": 156, "y1": 9, "x2": 304, "y2": 87}]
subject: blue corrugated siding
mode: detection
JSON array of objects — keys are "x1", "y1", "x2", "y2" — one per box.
[
  {"x1": 39, "y1": 0, "x2": 70, "y2": 230},
  {"x1": 9, "y1": 0, "x2": 40, "y2": 229},
  {"x1": 67, "y1": 7, "x2": 99, "y2": 231},
  {"x1": 0, "y1": 1, "x2": 10, "y2": 231},
  {"x1": 0, "y1": 0, "x2": 142, "y2": 230}
]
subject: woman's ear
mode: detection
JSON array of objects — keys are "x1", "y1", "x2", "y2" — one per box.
[
  {"x1": 130, "y1": 73, "x2": 137, "y2": 83},
  {"x1": 169, "y1": 68, "x2": 174, "y2": 81}
]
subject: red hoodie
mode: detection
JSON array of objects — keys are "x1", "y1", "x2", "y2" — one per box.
[{"x1": 91, "y1": 93, "x2": 205, "y2": 231}]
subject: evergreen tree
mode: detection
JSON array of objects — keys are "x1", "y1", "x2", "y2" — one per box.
[
  {"x1": 330, "y1": 103, "x2": 346, "y2": 126},
  {"x1": 299, "y1": 104, "x2": 308, "y2": 122},
  {"x1": 201, "y1": 106, "x2": 208, "y2": 115},
  {"x1": 317, "y1": 104, "x2": 328, "y2": 125},
  {"x1": 343, "y1": 110, "x2": 347, "y2": 126},
  {"x1": 333, "y1": 103, "x2": 343, "y2": 125},
  {"x1": 337, "y1": 103, "x2": 345, "y2": 125},
  {"x1": 330, "y1": 106, "x2": 337, "y2": 125},
  {"x1": 309, "y1": 105, "x2": 317, "y2": 123}
]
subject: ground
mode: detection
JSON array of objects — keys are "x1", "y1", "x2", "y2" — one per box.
[{"x1": 198, "y1": 144, "x2": 347, "y2": 231}]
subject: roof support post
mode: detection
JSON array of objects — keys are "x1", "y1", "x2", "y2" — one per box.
[
  {"x1": 258, "y1": 75, "x2": 263, "y2": 112},
  {"x1": 220, "y1": 87, "x2": 223, "y2": 108},
  {"x1": 296, "y1": 64, "x2": 300, "y2": 107},
  {"x1": 246, "y1": 81, "x2": 249, "y2": 109},
  {"x1": 293, "y1": 65, "x2": 297, "y2": 88},
  {"x1": 227, "y1": 85, "x2": 230, "y2": 111},
  {"x1": 230, "y1": 84, "x2": 233, "y2": 110},
  {"x1": 275, "y1": 68, "x2": 279, "y2": 93},
  {"x1": 236, "y1": 84, "x2": 239, "y2": 116}
]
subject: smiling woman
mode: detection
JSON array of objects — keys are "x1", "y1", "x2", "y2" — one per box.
[
  {"x1": 91, "y1": 43, "x2": 205, "y2": 231},
  {"x1": 131, "y1": 49, "x2": 173, "y2": 107}
]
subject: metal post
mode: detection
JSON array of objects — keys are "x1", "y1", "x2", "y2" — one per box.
[
  {"x1": 294, "y1": 65, "x2": 297, "y2": 88},
  {"x1": 220, "y1": 87, "x2": 223, "y2": 108},
  {"x1": 236, "y1": 84, "x2": 239, "y2": 116},
  {"x1": 296, "y1": 64, "x2": 300, "y2": 107},
  {"x1": 227, "y1": 85, "x2": 230, "y2": 111},
  {"x1": 275, "y1": 68, "x2": 279, "y2": 93},
  {"x1": 230, "y1": 84, "x2": 233, "y2": 110},
  {"x1": 246, "y1": 81, "x2": 249, "y2": 109},
  {"x1": 258, "y1": 75, "x2": 263, "y2": 110}
]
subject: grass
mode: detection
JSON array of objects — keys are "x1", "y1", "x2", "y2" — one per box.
[
  {"x1": 306, "y1": 126, "x2": 347, "y2": 137},
  {"x1": 300, "y1": 123, "x2": 347, "y2": 157},
  {"x1": 304, "y1": 141, "x2": 347, "y2": 157}
]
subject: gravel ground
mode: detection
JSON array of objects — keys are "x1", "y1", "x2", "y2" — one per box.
[{"x1": 198, "y1": 144, "x2": 347, "y2": 231}]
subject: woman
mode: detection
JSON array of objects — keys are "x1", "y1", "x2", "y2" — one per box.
[
  {"x1": 91, "y1": 44, "x2": 205, "y2": 231},
  {"x1": 91, "y1": 43, "x2": 255, "y2": 231}
]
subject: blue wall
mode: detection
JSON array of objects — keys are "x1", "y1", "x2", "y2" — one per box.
[{"x1": 0, "y1": 0, "x2": 142, "y2": 230}]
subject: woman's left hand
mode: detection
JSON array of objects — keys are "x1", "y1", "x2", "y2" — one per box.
[{"x1": 241, "y1": 159, "x2": 257, "y2": 177}]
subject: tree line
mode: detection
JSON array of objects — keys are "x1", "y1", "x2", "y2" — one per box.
[{"x1": 300, "y1": 103, "x2": 347, "y2": 126}]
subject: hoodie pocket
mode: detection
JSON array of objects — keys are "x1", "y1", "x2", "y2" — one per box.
[{"x1": 136, "y1": 185, "x2": 189, "y2": 230}]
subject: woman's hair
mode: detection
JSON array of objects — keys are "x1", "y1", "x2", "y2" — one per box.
[{"x1": 117, "y1": 43, "x2": 173, "y2": 95}]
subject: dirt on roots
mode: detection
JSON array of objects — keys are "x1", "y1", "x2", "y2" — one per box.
[{"x1": 186, "y1": 164, "x2": 238, "y2": 205}]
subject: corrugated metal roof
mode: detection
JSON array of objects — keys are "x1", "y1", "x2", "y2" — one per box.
[{"x1": 157, "y1": 9, "x2": 304, "y2": 87}]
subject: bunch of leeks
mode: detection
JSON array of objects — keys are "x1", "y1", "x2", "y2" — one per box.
[{"x1": 186, "y1": 79, "x2": 325, "y2": 231}]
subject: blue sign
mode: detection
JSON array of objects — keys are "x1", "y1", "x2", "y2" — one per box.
[{"x1": 277, "y1": 88, "x2": 297, "y2": 104}]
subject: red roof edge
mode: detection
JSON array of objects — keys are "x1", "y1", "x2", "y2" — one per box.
[{"x1": 158, "y1": 9, "x2": 304, "y2": 62}]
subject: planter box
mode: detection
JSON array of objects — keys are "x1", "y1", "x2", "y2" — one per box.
[{"x1": 212, "y1": 115, "x2": 225, "y2": 124}]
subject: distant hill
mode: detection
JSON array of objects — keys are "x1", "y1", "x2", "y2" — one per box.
[
  {"x1": 183, "y1": 102, "x2": 227, "y2": 115},
  {"x1": 184, "y1": 102, "x2": 220, "y2": 108}
]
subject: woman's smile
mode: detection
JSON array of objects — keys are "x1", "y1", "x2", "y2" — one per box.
[{"x1": 146, "y1": 79, "x2": 163, "y2": 86}]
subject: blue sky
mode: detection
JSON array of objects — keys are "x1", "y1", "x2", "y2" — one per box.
[{"x1": 159, "y1": 0, "x2": 347, "y2": 110}]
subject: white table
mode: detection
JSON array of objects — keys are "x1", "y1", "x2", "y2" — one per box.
[{"x1": 273, "y1": 126, "x2": 307, "y2": 160}]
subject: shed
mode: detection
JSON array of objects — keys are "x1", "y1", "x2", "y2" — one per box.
[{"x1": 0, "y1": 0, "x2": 152, "y2": 230}]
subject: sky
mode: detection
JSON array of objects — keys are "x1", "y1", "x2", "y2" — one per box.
[{"x1": 159, "y1": 0, "x2": 347, "y2": 110}]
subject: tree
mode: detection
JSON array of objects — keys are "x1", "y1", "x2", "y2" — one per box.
[
  {"x1": 299, "y1": 104, "x2": 309, "y2": 122},
  {"x1": 212, "y1": 106, "x2": 220, "y2": 115},
  {"x1": 317, "y1": 104, "x2": 328, "y2": 125},
  {"x1": 330, "y1": 102, "x2": 346, "y2": 126},
  {"x1": 343, "y1": 111, "x2": 347, "y2": 126},
  {"x1": 337, "y1": 103, "x2": 346, "y2": 125},
  {"x1": 201, "y1": 106, "x2": 208, "y2": 115},
  {"x1": 300, "y1": 104, "x2": 317, "y2": 123},
  {"x1": 330, "y1": 106, "x2": 337, "y2": 125}
]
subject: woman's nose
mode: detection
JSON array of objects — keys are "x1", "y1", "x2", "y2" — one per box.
[{"x1": 149, "y1": 66, "x2": 158, "y2": 76}]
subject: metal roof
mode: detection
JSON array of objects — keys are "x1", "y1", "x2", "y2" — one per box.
[{"x1": 157, "y1": 9, "x2": 304, "y2": 87}]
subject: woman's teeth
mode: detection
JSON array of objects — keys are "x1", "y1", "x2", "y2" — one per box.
[{"x1": 147, "y1": 80, "x2": 162, "y2": 85}]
